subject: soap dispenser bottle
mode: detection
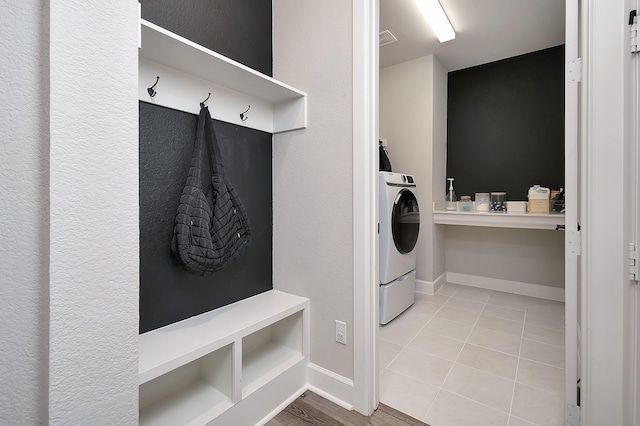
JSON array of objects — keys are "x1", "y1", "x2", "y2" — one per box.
[{"x1": 446, "y1": 178, "x2": 457, "y2": 211}]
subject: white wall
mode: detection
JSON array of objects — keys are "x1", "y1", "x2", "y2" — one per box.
[
  {"x1": 48, "y1": 1, "x2": 139, "y2": 422},
  {"x1": 272, "y1": 1, "x2": 355, "y2": 381},
  {"x1": 445, "y1": 227, "x2": 565, "y2": 289},
  {"x1": 379, "y1": 55, "x2": 447, "y2": 284},
  {"x1": 0, "y1": 1, "x2": 49, "y2": 423},
  {"x1": 2, "y1": 2, "x2": 139, "y2": 424}
]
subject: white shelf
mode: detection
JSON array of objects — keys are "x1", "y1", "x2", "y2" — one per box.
[
  {"x1": 138, "y1": 290, "x2": 309, "y2": 425},
  {"x1": 140, "y1": 380, "x2": 233, "y2": 426},
  {"x1": 139, "y1": 290, "x2": 308, "y2": 384},
  {"x1": 242, "y1": 341, "x2": 304, "y2": 398},
  {"x1": 139, "y1": 19, "x2": 307, "y2": 134},
  {"x1": 433, "y1": 210, "x2": 565, "y2": 230}
]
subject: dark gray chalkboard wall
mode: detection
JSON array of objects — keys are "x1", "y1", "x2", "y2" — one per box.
[
  {"x1": 141, "y1": 0, "x2": 272, "y2": 76},
  {"x1": 446, "y1": 45, "x2": 565, "y2": 200},
  {"x1": 139, "y1": 0, "x2": 273, "y2": 334}
]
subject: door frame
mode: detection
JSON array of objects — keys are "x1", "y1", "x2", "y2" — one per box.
[
  {"x1": 352, "y1": 0, "x2": 380, "y2": 416},
  {"x1": 564, "y1": 0, "x2": 580, "y2": 423},
  {"x1": 353, "y1": 0, "x2": 586, "y2": 419}
]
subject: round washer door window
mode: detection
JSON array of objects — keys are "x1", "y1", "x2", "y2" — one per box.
[{"x1": 391, "y1": 189, "x2": 420, "y2": 254}]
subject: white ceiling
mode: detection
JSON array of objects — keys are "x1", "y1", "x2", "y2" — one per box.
[{"x1": 379, "y1": 0, "x2": 566, "y2": 71}]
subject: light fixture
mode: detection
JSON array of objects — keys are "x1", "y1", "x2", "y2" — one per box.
[{"x1": 412, "y1": 0, "x2": 456, "y2": 43}]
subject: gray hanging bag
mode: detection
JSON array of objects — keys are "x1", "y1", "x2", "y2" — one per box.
[{"x1": 171, "y1": 106, "x2": 251, "y2": 275}]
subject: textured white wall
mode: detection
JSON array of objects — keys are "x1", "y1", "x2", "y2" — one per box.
[
  {"x1": 49, "y1": 0, "x2": 139, "y2": 423},
  {"x1": 0, "y1": 1, "x2": 49, "y2": 423},
  {"x1": 272, "y1": 0, "x2": 354, "y2": 379},
  {"x1": 380, "y1": 55, "x2": 447, "y2": 283}
]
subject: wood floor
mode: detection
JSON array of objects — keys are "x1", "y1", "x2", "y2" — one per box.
[{"x1": 267, "y1": 391, "x2": 430, "y2": 426}]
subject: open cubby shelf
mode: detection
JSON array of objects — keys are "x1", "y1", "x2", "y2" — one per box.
[{"x1": 138, "y1": 290, "x2": 309, "y2": 426}]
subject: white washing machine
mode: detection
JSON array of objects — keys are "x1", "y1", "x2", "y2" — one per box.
[{"x1": 379, "y1": 172, "x2": 420, "y2": 325}]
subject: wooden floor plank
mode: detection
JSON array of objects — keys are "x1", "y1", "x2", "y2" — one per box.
[
  {"x1": 300, "y1": 391, "x2": 372, "y2": 425},
  {"x1": 282, "y1": 398, "x2": 343, "y2": 426},
  {"x1": 267, "y1": 391, "x2": 430, "y2": 426},
  {"x1": 376, "y1": 403, "x2": 430, "y2": 426}
]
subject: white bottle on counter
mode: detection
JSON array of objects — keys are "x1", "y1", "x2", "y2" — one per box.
[
  {"x1": 446, "y1": 178, "x2": 457, "y2": 211},
  {"x1": 528, "y1": 185, "x2": 550, "y2": 214}
]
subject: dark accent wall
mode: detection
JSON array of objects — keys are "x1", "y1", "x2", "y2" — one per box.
[
  {"x1": 139, "y1": 1, "x2": 273, "y2": 333},
  {"x1": 446, "y1": 45, "x2": 565, "y2": 200},
  {"x1": 140, "y1": 0, "x2": 272, "y2": 76}
]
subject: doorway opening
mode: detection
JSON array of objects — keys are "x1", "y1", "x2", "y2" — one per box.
[{"x1": 364, "y1": 1, "x2": 580, "y2": 424}]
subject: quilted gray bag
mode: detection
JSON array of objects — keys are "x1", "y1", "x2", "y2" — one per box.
[{"x1": 171, "y1": 106, "x2": 251, "y2": 275}]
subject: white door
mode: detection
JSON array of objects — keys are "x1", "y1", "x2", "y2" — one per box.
[
  {"x1": 564, "y1": 0, "x2": 581, "y2": 423},
  {"x1": 630, "y1": 7, "x2": 640, "y2": 423}
]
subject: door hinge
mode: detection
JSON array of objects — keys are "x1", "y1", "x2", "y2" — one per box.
[
  {"x1": 568, "y1": 229, "x2": 581, "y2": 256},
  {"x1": 567, "y1": 403, "x2": 580, "y2": 426},
  {"x1": 567, "y1": 58, "x2": 582, "y2": 83},
  {"x1": 629, "y1": 243, "x2": 639, "y2": 281},
  {"x1": 631, "y1": 10, "x2": 639, "y2": 54}
]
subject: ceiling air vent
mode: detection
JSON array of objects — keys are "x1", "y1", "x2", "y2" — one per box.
[{"x1": 379, "y1": 30, "x2": 398, "y2": 47}]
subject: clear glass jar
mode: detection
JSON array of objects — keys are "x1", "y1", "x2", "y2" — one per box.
[
  {"x1": 460, "y1": 195, "x2": 473, "y2": 212},
  {"x1": 490, "y1": 192, "x2": 507, "y2": 212},
  {"x1": 475, "y1": 192, "x2": 490, "y2": 212}
]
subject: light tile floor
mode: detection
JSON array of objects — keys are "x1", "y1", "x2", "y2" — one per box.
[{"x1": 379, "y1": 283, "x2": 565, "y2": 426}]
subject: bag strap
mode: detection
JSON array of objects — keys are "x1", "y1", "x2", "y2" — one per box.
[{"x1": 200, "y1": 106, "x2": 225, "y2": 176}]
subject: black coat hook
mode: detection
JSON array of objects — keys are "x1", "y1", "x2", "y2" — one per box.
[
  {"x1": 200, "y1": 92, "x2": 211, "y2": 108},
  {"x1": 240, "y1": 105, "x2": 251, "y2": 122},
  {"x1": 147, "y1": 76, "x2": 160, "y2": 98}
]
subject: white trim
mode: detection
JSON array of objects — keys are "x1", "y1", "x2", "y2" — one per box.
[
  {"x1": 579, "y1": 0, "x2": 589, "y2": 422},
  {"x1": 564, "y1": 0, "x2": 580, "y2": 419},
  {"x1": 254, "y1": 385, "x2": 307, "y2": 426},
  {"x1": 306, "y1": 363, "x2": 355, "y2": 410},
  {"x1": 415, "y1": 272, "x2": 446, "y2": 295},
  {"x1": 577, "y1": 321, "x2": 582, "y2": 372},
  {"x1": 446, "y1": 272, "x2": 565, "y2": 301},
  {"x1": 582, "y1": 0, "x2": 628, "y2": 424},
  {"x1": 628, "y1": 2, "x2": 640, "y2": 424},
  {"x1": 352, "y1": 0, "x2": 379, "y2": 417}
]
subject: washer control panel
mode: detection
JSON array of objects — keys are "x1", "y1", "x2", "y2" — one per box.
[{"x1": 381, "y1": 172, "x2": 417, "y2": 187}]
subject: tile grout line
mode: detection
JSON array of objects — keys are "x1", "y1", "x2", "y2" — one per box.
[
  {"x1": 422, "y1": 287, "x2": 493, "y2": 422},
  {"x1": 399, "y1": 288, "x2": 456, "y2": 353},
  {"x1": 507, "y1": 307, "x2": 527, "y2": 422},
  {"x1": 384, "y1": 284, "x2": 564, "y2": 424},
  {"x1": 379, "y1": 285, "x2": 456, "y2": 403},
  {"x1": 414, "y1": 283, "x2": 462, "y2": 423},
  {"x1": 380, "y1": 303, "x2": 441, "y2": 368}
]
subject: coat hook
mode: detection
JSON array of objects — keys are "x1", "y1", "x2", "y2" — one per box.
[
  {"x1": 240, "y1": 105, "x2": 251, "y2": 122},
  {"x1": 200, "y1": 92, "x2": 211, "y2": 108},
  {"x1": 147, "y1": 76, "x2": 160, "y2": 98}
]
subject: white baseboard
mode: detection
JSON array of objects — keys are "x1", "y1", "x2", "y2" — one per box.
[
  {"x1": 446, "y1": 272, "x2": 565, "y2": 301},
  {"x1": 255, "y1": 384, "x2": 308, "y2": 426},
  {"x1": 415, "y1": 272, "x2": 447, "y2": 295},
  {"x1": 306, "y1": 363, "x2": 354, "y2": 410}
]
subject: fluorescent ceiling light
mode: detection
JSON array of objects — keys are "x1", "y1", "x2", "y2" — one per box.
[{"x1": 413, "y1": 0, "x2": 456, "y2": 43}]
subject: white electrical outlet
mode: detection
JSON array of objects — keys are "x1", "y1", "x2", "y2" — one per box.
[{"x1": 335, "y1": 320, "x2": 347, "y2": 345}]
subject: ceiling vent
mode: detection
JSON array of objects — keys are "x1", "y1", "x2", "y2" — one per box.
[{"x1": 379, "y1": 30, "x2": 398, "y2": 47}]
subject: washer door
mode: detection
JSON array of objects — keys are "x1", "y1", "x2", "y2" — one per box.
[{"x1": 391, "y1": 189, "x2": 420, "y2": 254}]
